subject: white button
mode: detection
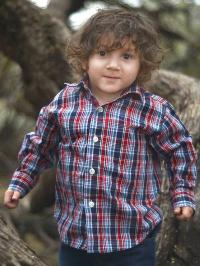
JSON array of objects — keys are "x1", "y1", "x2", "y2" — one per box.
[
  {"x1": 93, "y1": 135, "x2": 99, "y2": 143},
  {"x1": 89, "y1": 168, "x2": 95, "y2": 175},
  {"x1": 89, "y1": 201, "x2": 95, "y2": 208},
  {"x1": 97, "y1": 107, "x2": 103, "y2": 113}
]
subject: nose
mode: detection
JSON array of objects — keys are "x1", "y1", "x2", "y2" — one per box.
[{"x1": 106, "y1": 56, "x2": 120, "y2": 70}]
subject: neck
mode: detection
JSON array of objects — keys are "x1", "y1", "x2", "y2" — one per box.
[{"x1": 91, "y1": 90, "x2": 122, "y2": 106}]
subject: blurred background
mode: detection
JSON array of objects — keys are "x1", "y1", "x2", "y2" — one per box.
[{"x1": 0, "y1": 0, "x2": 200, "y2": 265}]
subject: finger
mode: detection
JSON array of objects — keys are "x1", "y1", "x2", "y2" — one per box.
[
  {"x1": 175, "y1": 207, "x2": 194, "y2": 221},
  {"x1": 5, "y1": 198, "x2": 19, "y2": 209},
  {"x1": 174, "y1": 207, "x2": 181, "y2": 215},
  {"x1": 182, "y1": 207, "x2": 194, "y2": 219},
  {"x1": 174, "y1": 207, "x2": 185, "y2": 220},
  {"x1": 4, "y1": 190, "x2": 14, "y2": 204},
  {"x1": 12, "y1": 191, "x2": 21, "y2": 201}
]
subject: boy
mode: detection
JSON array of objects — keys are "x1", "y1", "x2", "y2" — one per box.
[{"x1": 4, "y1": 7, "x2": 197, "y2": 266}]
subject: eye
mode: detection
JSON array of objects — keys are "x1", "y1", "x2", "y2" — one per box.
[
  {"x1": 122, "y1": 53, "x2": 133, "y2": 60},
  {"x1": 98, "y1": 50, "x2": 106, "y2": 56}
]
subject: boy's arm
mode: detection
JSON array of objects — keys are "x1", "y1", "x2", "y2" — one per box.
[
  {"x1": 150, "y1": 102, "x2": 197, "y2": 219},
  {"x1": 7, "y1": 105, "x2": 60, "y2": 198}
]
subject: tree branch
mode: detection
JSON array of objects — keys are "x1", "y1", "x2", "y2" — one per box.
[
  {"x1": 0, "y1": 212, "x2": 46, "y2": 265},
  {"x1": 0, "y1": 0, "x2": 72, "y2": 116}
]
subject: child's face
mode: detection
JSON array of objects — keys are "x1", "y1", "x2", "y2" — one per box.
[{"x1": 86, "y1": 40, "x2": 140, "y2": 102}]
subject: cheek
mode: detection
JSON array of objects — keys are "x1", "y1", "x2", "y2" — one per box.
[
  {"x1": 87, "y1": 67, "x2": 98, "y2": 83},
  {"x1": 134, "y1": 60, "x2": 141, "y2": 72},
  {"x1": 132, "y1": 63, "x2": 140, "y2": 77},
  {"x1": 87, "y1": 61, "x2": 102, "y2": 76},
  {"x1": 127, "y1": 65, "x2": 140, "y2": 77},
  {"x1": 87, "y1": 66, "x2": 94, "y2": 77}
]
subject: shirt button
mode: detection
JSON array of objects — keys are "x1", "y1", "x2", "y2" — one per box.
[
  {"x1": 89, "y1": 201, "x2": 95, "y2": 208},
  {"x1": 89, "y1": 168, "x2": 95, "y2": 175},
  {"x1": 97, "y1": 107, "x2": 103, "y2": 113},
  {"x1": 93, "y1": 135, "x2": 99, "y2": 143}
]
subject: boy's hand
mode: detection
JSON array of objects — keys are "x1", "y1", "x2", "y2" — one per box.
[
  {"x1": 174, "y1": 206, "x2": 194, "y2": 221},
  {"x1": 4, "y1": 189, "x2": 21, "y2": 209}
]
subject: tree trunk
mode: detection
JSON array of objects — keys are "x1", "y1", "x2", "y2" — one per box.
[{"x1": 0, "y1": 212, "x2": 46, "y2": 265}]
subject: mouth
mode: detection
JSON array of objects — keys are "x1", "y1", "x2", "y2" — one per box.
[{"x1": 103, "y1": 76, "x2": 120, "y2": 79}]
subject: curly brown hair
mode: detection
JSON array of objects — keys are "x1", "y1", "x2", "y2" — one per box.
[{"x1": 67, "y1": 7, "x2": 163, "y2": 85}]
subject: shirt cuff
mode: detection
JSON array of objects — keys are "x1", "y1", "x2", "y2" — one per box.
[
  {"x1": 8, "y1": 171, "x2": 35, "y2": 198},
  {"x1": 170, "y1": 187, "x2": 196, "y2": 210}
]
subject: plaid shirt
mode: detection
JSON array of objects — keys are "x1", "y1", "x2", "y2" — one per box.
[{"x1": 9, "y1": 79, "x2": 197, "y2": 253}]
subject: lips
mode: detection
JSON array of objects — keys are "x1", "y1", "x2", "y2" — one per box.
[{"x1": 103, "y1": 75, "x2": 120, "y2": 79}]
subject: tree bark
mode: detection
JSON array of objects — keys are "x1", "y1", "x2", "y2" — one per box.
[
  {"x1": 47, "y1": 0, "x2": 71, "y2": 21},
  {"x1": 0, "y1": 212, "x2": 46, "y2": 265},
  {"x1": 0, "y1": 0, "x2": 72, "y2": 117}
]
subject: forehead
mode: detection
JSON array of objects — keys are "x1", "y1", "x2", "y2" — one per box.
[{"x1": 96, "y1": 34, "x2": 137, "y2": 51}]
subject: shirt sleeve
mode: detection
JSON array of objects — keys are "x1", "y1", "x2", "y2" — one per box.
[
  {"x1": 8, "y1": 105, "x2": 60, "y2": 197},
  {"x1": 150, "y1": 102, "x2": 197, "y2": 210}
]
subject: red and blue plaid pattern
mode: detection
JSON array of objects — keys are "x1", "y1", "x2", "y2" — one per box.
[{"x1": 9, "y1": 79, "x2": 197, "y2": 253}]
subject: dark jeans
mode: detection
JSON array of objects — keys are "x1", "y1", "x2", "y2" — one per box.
[{"x1": 59, "y1": 224, "x2": 161, "y2": 266}]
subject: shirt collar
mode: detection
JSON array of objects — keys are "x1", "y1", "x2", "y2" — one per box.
[
  {"x1": 78, "y1": 75, "x2": 143, "y2": 102},
  {"x1": 120, "y1": 81, "x2": 143, "y2": 101},
  {"x1": 79, "y1": 75, "x2": 90, "y2": 92}
]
